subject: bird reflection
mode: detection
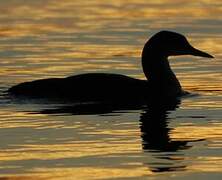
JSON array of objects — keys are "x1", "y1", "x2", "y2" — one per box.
[
  {"x1": 140, "y1": 99, "x2": 189, "y2": 152},
  {"x1": 140, "y1": 99, "x2": 203, "y2": 172},
  {"x1": 27, "y1": 97, "x2": 204, "y2": 173},
  {"x1": 37, "y1": 102, "x2": 144, "y2": 115}
]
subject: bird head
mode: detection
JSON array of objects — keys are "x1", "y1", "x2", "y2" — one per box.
[{"x1": 144, "y1": 31, "x2": 213, "y2": 58}]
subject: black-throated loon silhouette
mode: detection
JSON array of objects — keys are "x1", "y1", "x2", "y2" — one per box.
[{"x1": 8, "y1": 31, "x2": 213, "y2": 103}]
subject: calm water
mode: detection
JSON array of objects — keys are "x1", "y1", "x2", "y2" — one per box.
[{"x1": 0, "y1": 0, "x2": 222, "y2": 179}]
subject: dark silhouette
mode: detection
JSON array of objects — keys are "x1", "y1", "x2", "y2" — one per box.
[
  {"x1": 28, "y1": 94, "x2": 204, "y2": 173},
  {"x1": 140, "y1": 99, "x2": 185, "y2": 152},
  {"x1": 139, "y1": 98, "x2": 204, "y2": 172},
  {"x1": 8, "y1": 31, "x2": 213, "y2": 103}
]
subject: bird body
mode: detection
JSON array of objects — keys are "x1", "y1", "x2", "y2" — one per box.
[
  {"x1": 9, "y1": 73, "x2": 148, "y2": 102},
  {"x1": 8, "y1": 31, "x2": 213, "y2": 103}
]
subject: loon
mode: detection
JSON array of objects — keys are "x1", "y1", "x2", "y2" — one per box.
[{"x1": 8, "y1": 31, "x2": 213, "y2": 103}]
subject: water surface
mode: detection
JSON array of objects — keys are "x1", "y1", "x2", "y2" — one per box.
[{"x1": 0, "y1": 0, "x2": 222, "y2": 179}]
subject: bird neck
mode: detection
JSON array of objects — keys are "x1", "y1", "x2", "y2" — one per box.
[{"x1": 142, "y1": 52, "x2": 182, "y2": 97}]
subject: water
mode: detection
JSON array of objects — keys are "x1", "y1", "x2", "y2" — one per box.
[{"x1": 0, "y1": 0, "x2": 222, "y2": 179}]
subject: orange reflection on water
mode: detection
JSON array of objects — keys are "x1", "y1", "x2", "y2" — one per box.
[
  {"x1": 172, "y1": 124, "x2": 222, "y2": 140},
  {"x1": 0, "y1": 0, "x2": 221, "y2": 37},
  {"x1": 26, "y1": 166, "x2": 152, "y2": 180},
  {"x1": 0, "y1": 0, "x2": 221, "y2": 179}
]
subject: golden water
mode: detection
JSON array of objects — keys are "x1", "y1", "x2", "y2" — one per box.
[{"x1": 0, "y1": 0, "x2": 221, "y2": 179}]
